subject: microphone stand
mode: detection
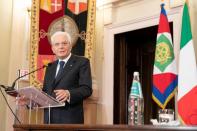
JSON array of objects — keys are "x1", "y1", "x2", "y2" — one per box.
[
  {"x1": 4, "y1": 64, "x2": 48, "y2": 97},
  {"x1": 7, "y1": 65, "x2": 47, "y2": 91}
]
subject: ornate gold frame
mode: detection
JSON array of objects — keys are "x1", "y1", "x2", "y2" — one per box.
[{"x1": 30, "y1": 0, "x2": 96, "y2": 88}]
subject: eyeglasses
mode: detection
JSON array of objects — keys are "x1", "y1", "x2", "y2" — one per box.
[{"x1": 53, "y1": 41, "x2": 70, "y2": 47}]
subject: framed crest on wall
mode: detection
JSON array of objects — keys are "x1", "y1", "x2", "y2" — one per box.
[{"x1": 30, "y1": 0, "x2": 96, "y2": 88}]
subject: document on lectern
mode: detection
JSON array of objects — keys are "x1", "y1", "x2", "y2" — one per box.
[{"x1": 18, "y1": 86, "x2": 65, "y2": 108}]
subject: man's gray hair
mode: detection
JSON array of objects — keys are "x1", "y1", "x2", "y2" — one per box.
[{"x1": 51, "y1": 31, "x2": 72, "y2": 45}]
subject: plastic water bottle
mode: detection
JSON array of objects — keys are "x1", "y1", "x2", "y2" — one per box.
[{"x1": 128, "y1": 71, "x2": 144, "y2": 125}]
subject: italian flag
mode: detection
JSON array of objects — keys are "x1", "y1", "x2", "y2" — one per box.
[{"x1": 178, "y1": 2, "x2": 197, "y2": 125}]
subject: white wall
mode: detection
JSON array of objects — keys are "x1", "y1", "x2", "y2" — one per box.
[
  {"x1": 0, "y1": 0, "x2": 12, "y2": 131},
  {"x1": 190, "y1": 0, "x2": 197, "y2": 59},
  {"x1": 5, "y1": 0, "x2": 31, "y2": 130}
]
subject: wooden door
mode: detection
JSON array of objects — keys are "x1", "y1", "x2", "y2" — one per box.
[{"x1": 113, "y1": 23, "x2": 174, "y2": 124}]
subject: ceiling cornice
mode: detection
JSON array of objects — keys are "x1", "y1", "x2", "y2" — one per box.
[{"x1": 96, "y1": 0, "x2": 143, "y2": 10}]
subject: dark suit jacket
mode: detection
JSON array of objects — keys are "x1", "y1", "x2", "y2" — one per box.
[{"x1": 43, "y1": 54, "x2": 92, "y2": 124}]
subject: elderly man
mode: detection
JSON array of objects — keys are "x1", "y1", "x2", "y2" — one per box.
[{"x1": 43, "y1": 31, "x2": 92, "y2": 124}]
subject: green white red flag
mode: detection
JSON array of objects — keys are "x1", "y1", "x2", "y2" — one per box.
[{"x1": 178, "y1": 2, "x2": 197, "y2": 125}]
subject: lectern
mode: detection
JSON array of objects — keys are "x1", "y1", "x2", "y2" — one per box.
[{"x1": 16, "y1": 86, "x2": 65, "y2": 124}]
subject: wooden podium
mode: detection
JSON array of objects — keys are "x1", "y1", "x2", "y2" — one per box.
[{"x1": 13, "y1": 124, "x2": 197, "y2": 131}]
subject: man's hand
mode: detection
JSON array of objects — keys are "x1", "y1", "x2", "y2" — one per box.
[
  {"x1": 16, "y1": 96, "x2": 29, "y2": 106},
  {"x1": 54, "y1": 89, "x2": 70, "y2": 103}
]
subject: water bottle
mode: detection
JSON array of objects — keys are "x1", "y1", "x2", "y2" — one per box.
[{"x1": 128, "y1": 71, "x2": 144, "y2": 125}]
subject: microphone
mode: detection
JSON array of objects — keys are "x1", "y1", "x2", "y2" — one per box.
[
  {"x1": 0, "y1": 63, "x2": 52, "y2": 124},
  {"x1": 4, "y1": 63, "x2": 52, "y2": 96}
]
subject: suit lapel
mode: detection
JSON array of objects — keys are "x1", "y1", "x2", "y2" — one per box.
[
  {"x1": 54, "y1": 55, "x2": 76, "y2": 85},
  {"x1": 48, "y1": 60, "x2": 58, "y2": 94}
]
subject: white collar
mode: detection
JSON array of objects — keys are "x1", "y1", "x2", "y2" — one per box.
[{"x1": 58, "y1": 53, "x2": 71, "y2": 65}]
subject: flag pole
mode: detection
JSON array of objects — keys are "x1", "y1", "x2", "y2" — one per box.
[
  {"x1": 185, "y1": 0, "x2": 188, "y2": 4},
  {"x1": 161, "y1": 0, "x2": 164, "y2": 4}
]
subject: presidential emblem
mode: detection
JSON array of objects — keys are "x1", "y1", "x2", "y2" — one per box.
[
  {"x1": 155, "y1": 34, "x2": 174, "y2": 72},
  {"x1": 155, "y1": 42, "x2": 171, "y2": 64},
  {"x1": 48, "y1": 15, "x2": 79, "y2": 46}
]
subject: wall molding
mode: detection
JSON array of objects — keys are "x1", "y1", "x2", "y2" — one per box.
[
  {"x1": 97, "y1": 0, "x2": 143, "y2": 10},
  {"x1": 105, "y1": 5, "x2": 182, "y2": 30}
]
